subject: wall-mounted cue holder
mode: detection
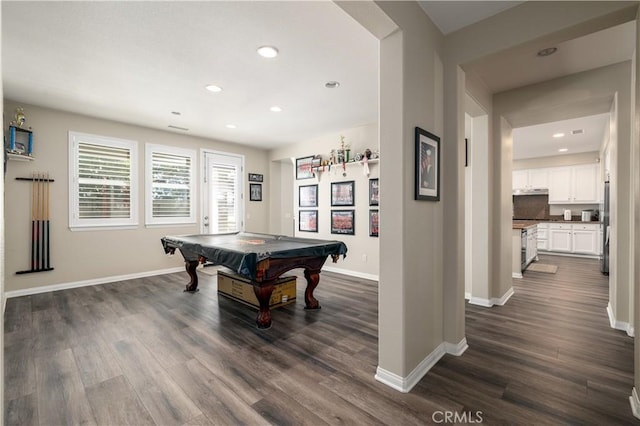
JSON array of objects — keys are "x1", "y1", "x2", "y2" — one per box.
[{"x1": 15, "y1": 174, "x2": 55, "y2": 274}]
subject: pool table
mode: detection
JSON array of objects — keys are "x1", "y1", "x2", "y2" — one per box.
[{"x1": 161, "y1": 232, "x2": 348, "y2": 329}]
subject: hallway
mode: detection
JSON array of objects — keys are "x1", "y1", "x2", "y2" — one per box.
[{"x1": 423, "y1": 255, "x2": 636, "y2": 424}]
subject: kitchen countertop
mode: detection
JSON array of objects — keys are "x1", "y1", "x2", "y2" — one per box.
[
  {"x1": 512, "y1": 220, "x2": 539, "y2": 230},
  {"x1": 513, "y1": 219, "x2": 602, "y2": 229}
]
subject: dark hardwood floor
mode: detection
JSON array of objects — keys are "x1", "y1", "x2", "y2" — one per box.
[{"x1": 4, "y1": 255, "x2": 638, "y2": 425}]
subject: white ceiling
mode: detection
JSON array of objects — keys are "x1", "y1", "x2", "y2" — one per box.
[
  {"x1": 512, "y1": 113, "x2": 609, "y2": 160},
  {"x1": 2, "y1": 1, "x2": 378, "y2": 149},
  {"x1": 418, "y1": 1, "x2": 524, "y2": 35},
  {"x1": 2, "y1": 2, "x2": 635, "y2": 159}
]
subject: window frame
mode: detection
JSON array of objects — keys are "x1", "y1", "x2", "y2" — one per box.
[
  {"x1": 145, "y1": 143, "x2": 196, "y2": 226},
  {"x1": 68, "y1": 131, "x2": 139, "y2": 231}
]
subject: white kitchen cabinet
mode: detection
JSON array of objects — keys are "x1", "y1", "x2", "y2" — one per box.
[
  {"x1": 529, "y1": 168, "x2": 549, "y2": 189},
  {"x1": 572, "y1": 223, "x2": 600, "y2": 255},
  {"x1": 548, "y1": 164, "x2": 599, "y2": 204},
  {"x1": 548, "y1": 167, "x2": 573, "y2": 203},
  {"x1": 572, "y1": 164, "x2": 599, "y2": 203},
  {"x1": 549, "y1": 223, "x2": 572, "y2": 252},
  {"x1": 543, "y1": 222, "x2": 601, "y2": 256},
  {"x1": 537, "y1": 224, "x2": 548, "y2": 251},
  {"x1": 513, "y1": 170, "x2": 528, "y2": 190},
  {"x1": 512, "y1": 168, "x2": 548, "y2": 190}
]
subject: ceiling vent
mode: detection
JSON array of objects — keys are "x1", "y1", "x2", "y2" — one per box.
[
  {"x1": 571, "y1": 129, "x2": 584, "y2": 135},
  {"x1": 168, "y1": 125, "x2": 189, "y2": 131}
]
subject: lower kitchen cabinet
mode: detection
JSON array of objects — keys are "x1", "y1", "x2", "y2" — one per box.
[
  {"x1": 572, "y1": 224, "x2": 600, "y2": 255},
  {"x1": 549, "y1": 224, "x2": 572, "y2": 252},
  {"x1": 543, "y1": 222, "x2": 601, "y2": 256}
]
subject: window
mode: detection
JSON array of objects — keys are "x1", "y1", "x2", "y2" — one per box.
[
  {"x1": 145, "y1": 144, "x2": 196, "y2": 226},
  {"x1": 69, "y1": 132, "x2": 138, "y2": 230}
]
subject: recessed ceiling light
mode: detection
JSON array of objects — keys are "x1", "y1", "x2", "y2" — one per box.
[
  {"x1": 537, "y1": 47, "x2": 557, "y2": 57},
  {"x1": 225, "y1": 124, "x2": 237, "y2": 129},
  {"x1": 325, "y1": 81, "x2": 340, "y2": 89},
  {"x1": 558, "y1": 148, "x2": 569, "y2": 152},
  {"x1": 205, "y1": 84, "x2": 223, "y2": 93},
  {"x1": 553, "y1": 133, "x2": 565, "y2": 138},
  {"x1": 270, "y1": 106, "x2": 282, "y2": 112},
  {"x1": 257, "y1": 46, "x2": 279, "y2": 58},
  {"x1": 171, "y1": 111, "x2": 181, "y2": 116}
]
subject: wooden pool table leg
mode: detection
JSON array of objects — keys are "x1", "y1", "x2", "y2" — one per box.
[
  {"x1": 253, "y1": 281, "x2": 275, "y2": 329},
  {"x1": 303, "y1": 269, "x2": 321, "y2": 310},
  {"x1": 184, "y1": 260, "x2": 199, "y2": 293}
]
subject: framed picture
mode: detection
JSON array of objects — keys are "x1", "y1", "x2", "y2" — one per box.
[
  {"x1": 369, "y1": 178, "x2": 379, "y2": 206},
  {"x1": 249, "y1": 183, "x2": 262, "y2": 201},
  {"x1": 299, "y1": 210, "x2": 318, "y2": 232},
  {"x1": 415, "y1": 126, "x2": 440, "y2": 201},
  {"x1": 331, "y1": 210, "x2": 355, "y2": 235},
  {"x1": 465, "y1": 138, "x2": 469, "y2": 167},
  {"x1": 296, "y1": 156, "x2": 315, "y2": 180},
  {"x1": 331, "y1": 180, "x2": 355, "y2": 206},
  {"x1": 248, "y1": 173, "x2": 263, "y2": 182},
  {"x1": 299, "y1": 184, "x2": 318, "y2": 207},
  {"x1": 369, "y1": 209, "x2": 379, "y2": 237}
]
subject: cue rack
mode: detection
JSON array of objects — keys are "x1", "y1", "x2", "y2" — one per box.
[{"x1": 16, "y1": 172, "x2": 55, "y2": 274}]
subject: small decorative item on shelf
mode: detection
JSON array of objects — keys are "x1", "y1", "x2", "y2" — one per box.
[
  {"x1": 12, "y1": 107, "x2": 26, "y2": 128},
  {"x1": 7, "y1": 107, "x2": 34, "y2": 157}
]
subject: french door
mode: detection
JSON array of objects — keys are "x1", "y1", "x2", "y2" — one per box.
[{"x1": 201, "y1": 151, "x2": 244, "y2": 234}]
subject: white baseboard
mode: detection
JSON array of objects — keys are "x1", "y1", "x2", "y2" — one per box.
[
  {"x1": 468, "y1": 287, "x2": 514, "y2": 308},
  {"x1": 375, "y1": 337, "x2": 467, "y2": 393},
  {"x1": 512, "y1": 272, "x2": 523, "y2": 279},
  {"x1": 631, "y1": 387, "x2": 640, "y2": 419},
  {"x1": 322, "y1": 265, "x2": 378, "y2": 282},
  {"x1": 468, "y1": 297, "x2": 492, "y2": 307},
  {"x1": 5, "y1": 267, "x2": 184, "y2": 298},
  {"x1": 464, "y1": 292, "x2": 471, "y2": 300},
  {"x1": 541, "y1": 251, "x2": 599, "y2": 260},
  {"x1": 606, "y1": 303, "x2": 633, "y2": 336},
  {"x1": 444, "y1": 337, "x2": 469, "y2": 356},
  {"x1": 493, "y1": 287, "x2": 514, "y2": 306}
]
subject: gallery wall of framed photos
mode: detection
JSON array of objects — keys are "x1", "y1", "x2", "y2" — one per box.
[
  {"x1": 295, "y1": 161, "x2": 379, "y2": 239},
  {"x1": 272, "y1": 123, "x2": 380, "y2": 279}
]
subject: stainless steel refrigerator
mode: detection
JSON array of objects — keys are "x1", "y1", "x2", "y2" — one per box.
[{"x1": 601, "y1": 181, "x2": 609, "y2": 275}]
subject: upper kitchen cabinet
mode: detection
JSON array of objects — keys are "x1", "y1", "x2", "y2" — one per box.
[
  {"x1": 548, "y1": 164, "x2": 599, "y2": 204},
  {"x1": 512, "y1": 168, "x2": 549, "y2": 190}
]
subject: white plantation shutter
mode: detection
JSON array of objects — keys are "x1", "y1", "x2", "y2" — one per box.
[
  {"x1": 145, "y1": 144, "x2": 196, "y2": 225},
  {"x1": 69, "y1": 132, "x2": 138, "y2": 229},
  {"x1": 210, "y1": 162, "x2": 239, "y2": 233}
]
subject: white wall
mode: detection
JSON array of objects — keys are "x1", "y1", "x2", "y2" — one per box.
[
  {"x1": 4, "y1": 100, "x2": 270, "y2": 294},
  {"x1": 269, "y1": 124, "x2": 379, "y2": 280}
]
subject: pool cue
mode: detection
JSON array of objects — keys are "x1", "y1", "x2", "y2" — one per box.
[
  {"x1": 45, "y1": 172, "x2": 50, "y2": 270},
  {"x1": 31, "y1": 172, "x2": 36, "y2": 270},
  {"x1": 36, "y1": 173, "x2": 41, "y2": 270},
  {"x1": 40, "y1": 172, "x2": 46, "y2": 270}
]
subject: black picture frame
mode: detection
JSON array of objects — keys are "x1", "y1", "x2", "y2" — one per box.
[
  {"x1": 369, "y1": 209, "x2": 379, "y2": 237},
  {"x1": 299, "y1": 210, "x2": 318, "y2": 232},
  {"x1": 415, "y1": 126, "x2": 440, "y2": 201},
  {"x1": 249, "y1": 183, "x2": 262, "y2": 201},
  {"x1": 369, "y1": 178, "x2": 379, "y2": 206},
  {"x1": 465, "y1": 138, "x2": 469, "y2": 167},
  {"x1": 331, "y1": 180, "x2": 355, "y2": 206},
  {"x1": 299, "y1": 184, "x2": 318, "y2": 207},
  {"x1": 296, "y1": 156, "x2": 315, "y2": 180},
  {"x1": 248, "y1": 173, "x2": 263, "y2": 182},
  {"x1": 331, "y1": 210, "x2": 355, "y2": 235}
]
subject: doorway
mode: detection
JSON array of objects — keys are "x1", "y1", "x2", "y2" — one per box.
[{"x1": 201, "y1": 151, "x2": 244, "y2": 234}]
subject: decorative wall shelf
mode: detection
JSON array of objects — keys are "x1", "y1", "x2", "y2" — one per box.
[
  {"x1": 312, "y1": 158, "x2": 379, "y2": 181},
  {"x1": 7, "y1": 152, "x2": 35, "y2": 162}
]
